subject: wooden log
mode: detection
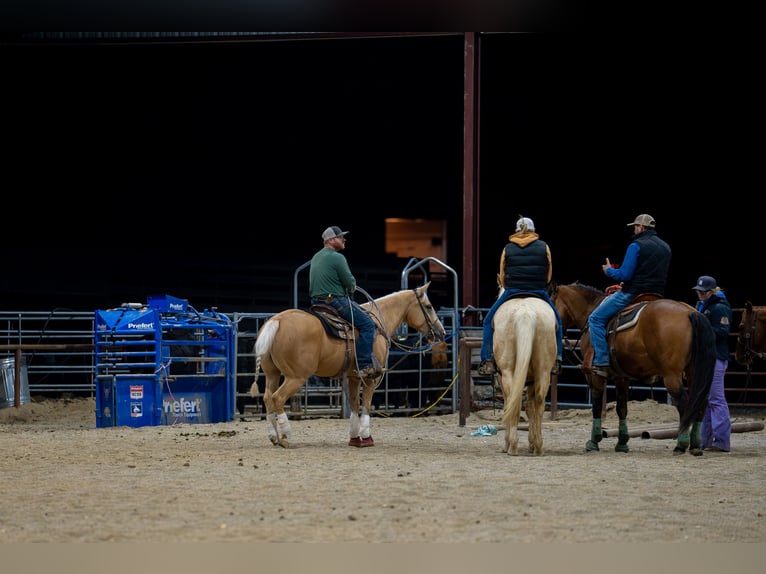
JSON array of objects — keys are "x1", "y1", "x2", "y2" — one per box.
[
  {"x1": 640, "y1": 421, "x2": 764, "y2": 439},
  {"x1": 601, "y1": 422, "x2": 677, "y2": 438}
]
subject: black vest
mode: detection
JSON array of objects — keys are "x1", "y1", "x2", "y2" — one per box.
[
  {"x1": 622, "y1": 230, "x2": 671, "y2": 295},
  {"x1": 503, "y1": 240, "x2": 549, "y2": 290}
]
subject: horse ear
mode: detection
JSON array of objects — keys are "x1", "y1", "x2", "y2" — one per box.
[{"x1": 547, "y1": 279, "x2": 557, "y2": 298}]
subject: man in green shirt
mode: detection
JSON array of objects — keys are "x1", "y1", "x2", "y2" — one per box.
[{"x1": 309, "y1": 226, "x2": 381, "y2": 378}]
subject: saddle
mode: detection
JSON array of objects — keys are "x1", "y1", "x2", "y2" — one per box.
[
  {"x1": 604, "y1": 292, "x2": 663, "y2": 335},
  {"x1": 605, "y1": 292, "x2": 663, "y2": 379},
  {"x1": 583, "y1": 292, "x2": 664, "y2": 380},
  {"x1": 505, "y1": 290, "x2": 548, "y2": 303},
  {"x1": 309, "y1": 304, "x2": 355, "y2": 340}
]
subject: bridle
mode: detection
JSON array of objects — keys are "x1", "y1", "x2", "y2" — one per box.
[
  {"x1": 549, "y1": 281, "x2": 589, "y2": 367},
  {"x1": 738, "y1": 306, "x2": 766, "y2": 365},
  {"x1": 411, "y1": 287, "x2": 443, "y2": 344},
  {"x1": 362, "y1": 285, "x2": 445, "y2": 357}
]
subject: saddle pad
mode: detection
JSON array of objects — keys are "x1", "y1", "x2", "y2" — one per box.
[{"x1": 309, "y1": 306, "x2": 353, "y2": 340}]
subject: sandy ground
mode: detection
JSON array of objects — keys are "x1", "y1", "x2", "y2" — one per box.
[{"x1": 1, "y1": 396, "x2": 765, "y2": 544}]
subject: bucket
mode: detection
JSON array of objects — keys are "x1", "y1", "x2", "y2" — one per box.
[{"x1": 0, "y1": 356, "x2": 31, "y2": 409}]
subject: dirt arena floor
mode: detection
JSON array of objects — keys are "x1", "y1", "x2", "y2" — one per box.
[{"x1": 1, "y1": 396, "x2": 765, "y2": 545}]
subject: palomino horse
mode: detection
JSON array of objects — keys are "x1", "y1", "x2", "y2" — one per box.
[
  {"x1": 251, "y1": 283, "x2": 446, "y2": 448},
  {"x1": 552, "y1": 282, "x2": 716, "y2": 456},
  {"x1": 735, "y1": 301, "x2": 766, "y2": 366},
  {"x1": 493, "y1": 295, "x2": 557, "y2": 455}
]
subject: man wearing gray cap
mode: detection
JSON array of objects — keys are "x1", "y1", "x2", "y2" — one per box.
[
  {"x1": 587, "y1": 214, "x2": 671, "y2": 379},
  {"x1": 309, "y1": 226, "x2": 381, "y2": 379},
  {"x1": 692, "y1": 275, "x2": 732, "y2": 452}
]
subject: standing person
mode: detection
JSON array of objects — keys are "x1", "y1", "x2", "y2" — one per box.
[
  {"x1": 309, "y1": 226, "x2": 381, "y2": 378},
  {"x1": 692, "y1": 275, "x2": 732, "y2": 452},
  {"x1": 477, "y1": 216, "x2": 563, "y2": 376},
  {"x1": 588, "y1": 214, "x2": 671, "y2": 378}
]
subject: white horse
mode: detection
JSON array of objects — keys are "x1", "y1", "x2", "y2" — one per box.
[{"x1": 493, "y1": 296, "x2": 557, "y2": 455}]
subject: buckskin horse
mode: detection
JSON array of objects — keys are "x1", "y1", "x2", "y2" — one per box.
[
  {"x1": 492, "y1": 294, "x2": 558, "y2": 456},
  {"x1": 552, "y1": 282, "x2": 716, "y2": 456},
  {"x1": 251, "y1": 283, "x2": 446, "y2": 448}
]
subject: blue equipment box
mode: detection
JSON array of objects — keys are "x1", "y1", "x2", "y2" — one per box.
[
  {"x1": 94, "y1": 297, "x2": 235, "y2": 428},
  {"x1": 146, "y1": 294, "x2": 189, "y2": 314}
]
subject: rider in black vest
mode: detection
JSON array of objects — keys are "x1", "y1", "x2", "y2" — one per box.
[
  {"x1": 478, "y1": 216, "x2": 563, "y2": 376},
  {"x1": 587, "y1": 213, "x2": 671, "y2": 378}
]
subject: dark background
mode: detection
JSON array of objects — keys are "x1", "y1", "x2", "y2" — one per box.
[{"x1": 3, "y1": 31, "x2": 761, "y2": 314}]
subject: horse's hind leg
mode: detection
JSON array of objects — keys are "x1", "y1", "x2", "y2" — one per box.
[
  {"x1": 667, "y1": 378, "x2": 692, "y2": 455},
  {"x1": 262, "y1": 374, "x2": 281, "y2": 445},
  {"x1": 526, "y1": 382, "x2": 545, "y2": 455},
  {"x1": 265, "y1": 375, "x2": 304, "y2": 448},
  {"x1": 586, "y1": 375, "x2": 606, "y2": 452},
  {"x1": 614, "y1": 378, "x2": 630, "y2": 453}
]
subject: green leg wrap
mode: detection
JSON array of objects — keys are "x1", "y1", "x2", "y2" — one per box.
[
  {"x1": 586, "y1": 418, "x2": 602, "y2": 452},
  {"x1": 675, "y1": 431, "x2": 690, "y2": 455},
  {"x1": 689, "y1": 421, "x2": 704, "y2": 456},
  {"x1": 615, "y1": 418, "x2": 630, "y2": 452}
]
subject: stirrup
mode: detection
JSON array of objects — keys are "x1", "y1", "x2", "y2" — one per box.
[
  {"x1": 591, "y1": 365, "x2": 610, "y2": 378},
  {"x1": 477, "y1": 359, "x2": 497, "y2": 376},
  {"x1": 354, "y1": 365, "x2": 382, "y2": 378}
]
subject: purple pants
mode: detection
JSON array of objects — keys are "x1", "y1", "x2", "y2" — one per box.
[{"x1": 700, "y1": 359, "x2": 731, "y2": 451}]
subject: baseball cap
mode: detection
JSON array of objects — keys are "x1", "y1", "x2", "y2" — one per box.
[
  {"x1": 321, "y1": 226, "x2": 349, "y2": 241},
  {"x1": 626, "y1": 214, "x2": 656, "y2": 228},
  {"x1": 515, "y1": 217, "x2": 535, "y2": 232},
  {"x1": 692, "y1": 275, "x2": 717, "y2": 292}
]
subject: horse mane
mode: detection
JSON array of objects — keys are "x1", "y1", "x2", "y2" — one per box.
[{"x1": 569, "y1": 281, "x2": 604, "y2": 296}]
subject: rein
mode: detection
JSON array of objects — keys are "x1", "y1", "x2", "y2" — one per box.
[{"x1": 355, "y1": 285, "x2": 445, "y2": 374}]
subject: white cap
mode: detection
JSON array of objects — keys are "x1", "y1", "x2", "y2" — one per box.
[{"x1": 515, "y1": 217, "x2": 535, "y2": 232}]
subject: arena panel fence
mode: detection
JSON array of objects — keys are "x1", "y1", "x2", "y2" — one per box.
[{"x1": 2, "y1": 307, "x2": 764, "y2": 415}]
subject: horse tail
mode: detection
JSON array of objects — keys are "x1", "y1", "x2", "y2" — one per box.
[
  {"x1": 251, "y1": 320, "x2": 280, "y2": 398},
  {"x1": 513, "y1": 311, "x2": 536, "y2": 385},
  {"x1": 255, "y1": 319, "x2": 279, "y2": 358},
  {"x1": 501, "y1": 308, "x2": 536, "y2": 426},
  {"x1": 679, "y1": 311, "x2": 716, "y2": 431}
]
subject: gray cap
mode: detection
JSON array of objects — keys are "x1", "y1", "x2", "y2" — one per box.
[
  {"x1": 692, "y1": 275, "x2": 717, "y2": 292},
  {"x1": 626, "y1": 214, "x2": 656, "y2": 228},
  {"x1": 321, "y1": 226, "x2": 349, "y2": 241}
]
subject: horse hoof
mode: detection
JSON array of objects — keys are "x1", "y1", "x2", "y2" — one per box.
[
  {"x1": 672, "y1": 447, "x2": 686, "y2": 455},
  {"x1": 690, "y1": 447, "x2": 704, "y2": 457},
  {"x1": 614, "y1": 444, "x2": 630, "y2": 453},
  {"x1": 269, "y1": 435, "x2": 279, "y2": 446},
  {"x1": 585, "y1": 440, "x2": 600, "y2": 452},
  {"x1": 349, "y1": 436, "x2": 374, "y2": 447}
]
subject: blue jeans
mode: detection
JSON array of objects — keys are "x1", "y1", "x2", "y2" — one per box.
[
  {"x1": 701, "y1": 359, "x2": 731, "y2": 451},
  {"x1": 480, "y1": 289, "x2": 563, "y2": 362},
  {"x1": 326, "y1": 296, "x2": 376, "y2": 369},
  {"x1": 588, "y1": 290, "x2": 634, "y2": 366}
]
